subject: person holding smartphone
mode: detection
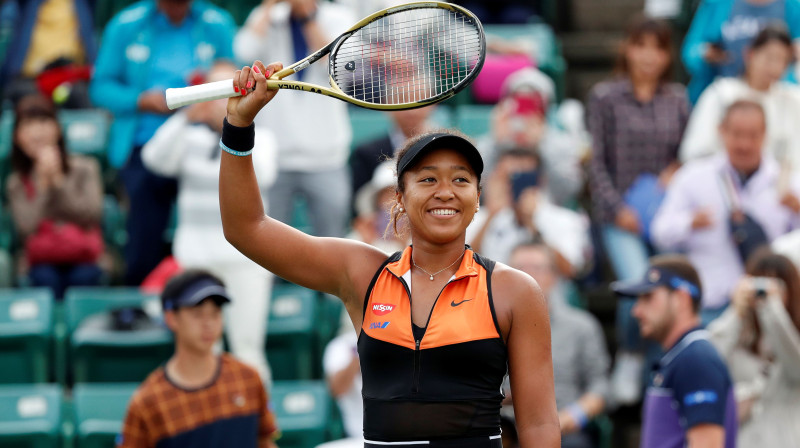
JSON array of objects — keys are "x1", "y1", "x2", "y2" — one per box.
[
  {"x1": 467, "y1": 148, "x2": 591, "y2": 277},
  {"x1": 707, "y1": 248, "x2": 800, "y2": 447}
]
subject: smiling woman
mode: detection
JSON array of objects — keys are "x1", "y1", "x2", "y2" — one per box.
[{"x1": 218, "y1": 60, "x2": 560, "y2": 448}]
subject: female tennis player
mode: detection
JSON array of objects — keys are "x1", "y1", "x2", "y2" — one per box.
[{"x1": 219, "y1": 60, "x2": 559, "y2": 448}]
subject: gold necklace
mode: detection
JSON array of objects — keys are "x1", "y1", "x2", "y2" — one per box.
[{"x1": 412, "y1": 250, "x2": 466, "y2": 281}]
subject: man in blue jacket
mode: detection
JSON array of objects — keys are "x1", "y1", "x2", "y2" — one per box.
[
  {"x1": 682, "y1": 0, "x2": 800, "y2": 103},
  {"x1": 90, "y1": 0, "x2": 235, "y2": 285}
]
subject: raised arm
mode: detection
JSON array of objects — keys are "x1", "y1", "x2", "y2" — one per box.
[
  {"x1": 219, "y1": 61, "x2": 387, "y2": 308},
  {"x1": 496, "y1": 267, "x2": 560, "y2": 448}
]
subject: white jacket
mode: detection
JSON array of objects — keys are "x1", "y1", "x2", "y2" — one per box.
[{"x1": 142, "y1": 112, "x2": 277, "y2": 265}]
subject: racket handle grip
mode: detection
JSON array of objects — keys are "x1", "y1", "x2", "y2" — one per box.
[{"x1": 166, "y1": 79, "x2": 240, "y2": 110}]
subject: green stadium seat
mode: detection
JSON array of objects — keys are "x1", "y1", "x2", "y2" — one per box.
[
  {"x1": 0, "y1": 109, "x2": 13, "y2": 188},
  {"x1": 271, "y1": 380, "x2": 333, "y2": 448},
  {"x1": 208, "y1": 0, "x2": 261, "y2": 26},
  {"x1": 483, "y1": 22, "x2": 567, "y2": 101},
  {"x1": 349, "y1": 109, "x2": 392, "y2": 149},
  {"x1": 0, "y1": 288, "x2": 53, "y2": 384},
  {"x1": 348, "y1": 105, "x2": 454, "y2": 150},
  {"x1": 267, "y1": 284, "x2": 319, "y2": 381},
  {"x1": 102, "y1": 195, "x2": 127, "y2": 251},
  {"x1": 454, "y1": 104, "x2": 494, "y2": 139},
  {"x1": 71, "y1": 383, "x2": 138, "y2": 448},
  {"x1": 0, "y1": 201, "x2": 15, "y2": 253},
  {"x1": 0, "y1": 249, "x2": 11, "y2": 287},
  {"x1": 61, "y1": 287, "x2": 172, "y2": 384},
  {"x1": 58, "y1": 109, "x2": 111, "y2": 161},
  {"x1": 0, "y1": 384, "x2": 63, "y2": 448}
]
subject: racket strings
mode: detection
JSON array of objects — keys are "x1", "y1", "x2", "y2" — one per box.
[{"x1": 331, "y1": 7, "x2": 482, "y2": 105}]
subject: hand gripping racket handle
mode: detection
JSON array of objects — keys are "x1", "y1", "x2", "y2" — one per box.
[{"x1": 165, "y1": 69, "x2": 296, "y2": 110}]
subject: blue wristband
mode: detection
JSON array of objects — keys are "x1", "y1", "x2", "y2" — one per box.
[
  {"x1": 567, "y1": 404, "x2": 589, "y2": 429},
  {"x1": 219, "y1": 141, "x2": 253, "y2": 157}
]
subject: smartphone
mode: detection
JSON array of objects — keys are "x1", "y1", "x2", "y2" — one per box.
[
  {"x1": 750, "y1": 276, "x2": 771, "y2": 299},
  {"x1": 511, "y1": 170, "x2": 539, "y2": 201}
]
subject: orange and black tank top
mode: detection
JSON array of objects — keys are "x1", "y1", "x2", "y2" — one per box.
[{"x1": 358, "y1": 246, "x2": 507, "y2": 441}]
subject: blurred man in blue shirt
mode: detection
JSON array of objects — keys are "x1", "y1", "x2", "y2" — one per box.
[{"x1": 613, "y1": 255, "x2": 737, "y2": 448}]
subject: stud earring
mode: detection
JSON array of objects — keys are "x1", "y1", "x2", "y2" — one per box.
[{"x1": 399, "y1": 207, "x2": 404, "y2": 213}]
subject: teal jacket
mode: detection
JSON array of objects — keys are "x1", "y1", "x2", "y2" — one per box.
[
  {"x1": 682, "y1": 0, "x2": 800, "y2": 104},
  {"x1": 89, "y1": 1, "x2": 235, "y2": 168}
]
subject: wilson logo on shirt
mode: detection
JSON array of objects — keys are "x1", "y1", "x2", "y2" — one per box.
[
  {"x1": 372, "y1": 304, "x2": 395, "y2": 316},
  {"x1": 369, "y1": 321, "x2": 390, "y2": 329}
]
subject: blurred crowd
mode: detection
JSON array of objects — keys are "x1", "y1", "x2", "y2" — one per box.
[{"x1": 2, "y1": 0, "x2": 800, "y2": 447}]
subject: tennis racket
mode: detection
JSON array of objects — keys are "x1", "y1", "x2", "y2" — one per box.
[{"x1": 165, "y1": 1, "x2": 485, "y2": 111}]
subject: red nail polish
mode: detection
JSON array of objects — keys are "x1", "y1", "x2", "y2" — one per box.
[
  {"x1": 246, "y1": 81, "x2": 252, "y2": 89},
  {"x1": 266, "y1": 69, "x2": 272, "y2": 78},
  {"x1": 234, "y1": 85, "x2": 239, "y2": 93},
  {"x1": 253, "y1": 65, "x2": 261, "y2": 74}
]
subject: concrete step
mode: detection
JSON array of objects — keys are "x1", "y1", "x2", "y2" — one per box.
[{"x1": 569, "y1": 0, "x2": 645, "y2": 31}]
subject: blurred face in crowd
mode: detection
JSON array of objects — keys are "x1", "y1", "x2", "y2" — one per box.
[
  {"x1": 510, "y1": 246, "x2": 557, "y2": 300},
  {"x1": 624, "y1": 33, "x2": 671, "y2": 83},
  {"x1": 720, "y1": 106, "x2": 766, "y2": 174},
  {"x1": 390, "y1": 106, "x2": 434, "y2": 138},
  {"x1": 632, "y1": 286, "x2": 678, "y2": 344},
  {"x1": 158, "y1": 0, "x2": 192, "y2": 24},
  {"x1": 166, "y1": 299, "x2": 224, "y2": 355},
  {"x1": 493, "y1": 92, "x2": 548, "y2": 148},
  {"x1": 746, "y1": 40, "x2": 793, "y2": 91},
  {"x1": 14, "y1": 115, "x2": 61, "y2": 159}
]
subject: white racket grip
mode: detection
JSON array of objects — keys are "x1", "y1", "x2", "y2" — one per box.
[{"x1": 166, "y1": 79, "x2": 240, "y2": 110}]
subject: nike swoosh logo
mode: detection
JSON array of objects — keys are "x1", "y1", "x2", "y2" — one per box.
[{"x1": 451, "y1": 298, "x2": 473, "y2": 307}]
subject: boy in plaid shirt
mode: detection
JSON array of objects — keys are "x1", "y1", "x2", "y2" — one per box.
[{"x1": 117, "y1": 269, "x2": 279, "y2": 448}]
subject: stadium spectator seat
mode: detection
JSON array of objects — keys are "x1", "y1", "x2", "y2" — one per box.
[
  {"x1": 61, "y1": 287, "x2": 172, "y2": 384},
  {"x1": 484, "y1": 22, "x2": 567, "y2": 101},
  {"x1": 454, "y1": 104, "x2": 494, "y2": 138},
  {"x1": 0, "y1": 201, "x2": 14, "y2": 253},
  {"x1": 0, "y1": 383, "x2": 63, "y2": 448},
  {"x1": 0, "y1": 108, "x2": 13, "y2": 186},
  {"x1": 102, "y1": 195, "x2": 127, "y2": 253},
  {"x1": 0, "y1": 288, "x2": 53, "y2": 384},
  {"x1": 208, "y1": 0, "x2": 262, "y2": 25},
  {"x1": 58, "y1": 109, "x2": 110, "y2": 162},
  {"x1": 271, "y1": 380, "x2": 333, "y2": 448},
  {"x1": 71, "y1": 383, "x2": 138, "y2": 448},
  {"x1": 348, "y1": 106, "x2": 455, "y2": 151},
  {"x1": 267, "y1": 284, "x2": 319, "y2": 381},
  {"x1": 348, "y1": 109, "x2": 393, "y2": 150},
  {"x1": 0, "y1": 249, "x2": 11, "y2": 287}
]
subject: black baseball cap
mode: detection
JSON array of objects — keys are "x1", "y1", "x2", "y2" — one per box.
[
  {"x1": 161, "y1": 275, "x2": 231, "y2": 312},
  {"x1": 611, "y1": 266, "x2": 702, "y2": 302},
  {"x1": 397, "y1": 132, "x2": 484, "y2": 181}
]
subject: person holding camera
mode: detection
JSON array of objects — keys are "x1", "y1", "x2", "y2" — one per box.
[
  {"x1": 467, "y1": 148, "x2": 591, "y2": 277},
  {"x1": 707, "y1": 248, "x2": 800, "y2": 447}
]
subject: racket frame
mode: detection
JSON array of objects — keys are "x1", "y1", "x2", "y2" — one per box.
[
  {"x1": 267, "y1": 1, "x2": 485, "y2": 110},
  {"x1": 166, "y1": 1, "x2": 485, "y2": 111}
]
